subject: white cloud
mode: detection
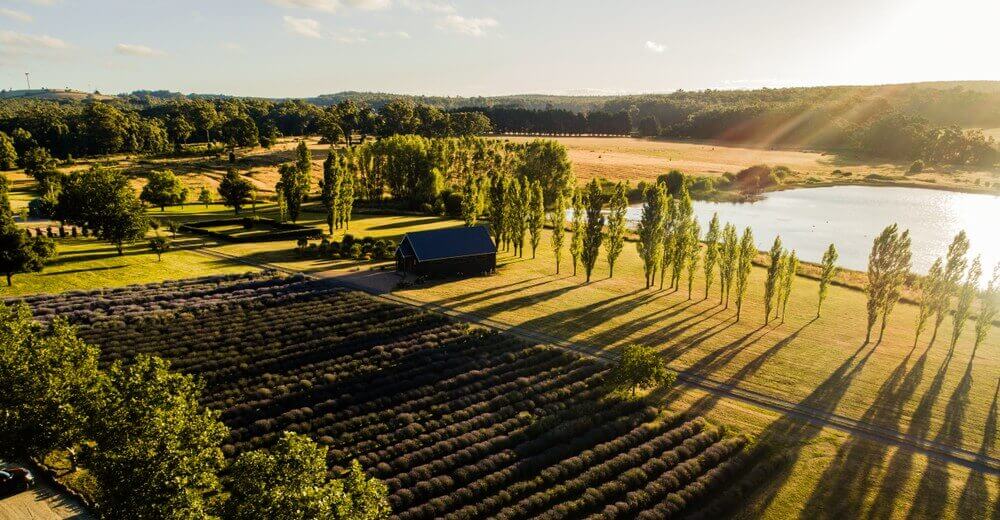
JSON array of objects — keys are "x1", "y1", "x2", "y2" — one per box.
[
  {"x1": 376, "y1": 30, "x2": 410, "y2": 39},
  {"x1": 267, "y1": 0, "x2": 339, "y2": 12},
  {"x1": 20, "y1": 0, "x2": 58, "y2": 5},
  {"x1": 114, "y1": 43, "x2": 167, "y2": 57},
  {"x1": 0, "y1": 30, "x2": 68, "y2": 54},
  {"x1": 436, "y1": 14, "x2": 497, "y2": 37},
  {"x1": 400, "y1": 0, "x2": 453, "y2": 13},
  {"x1": 0, "y1": 8, "x2": 33, "y2": 22},
  {"x1": 343, "y1": 0, "x2": 391, "y2": 10},
  {"x1": 220, "y1": 42, "x2": 244, "y2": 52},
  {"x1": 645, "y1": 40, "x2": 665, "y2": 53},
  {"x1": 283, "y1": 15, "x2": 323, "y2": 38}
]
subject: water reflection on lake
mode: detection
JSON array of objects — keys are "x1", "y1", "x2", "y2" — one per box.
[{"x1": 620, "y1": 185, "x2": 999, "y2": 278}]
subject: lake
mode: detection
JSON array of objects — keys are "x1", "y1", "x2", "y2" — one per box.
[{"x1": 622, "y1": 185, "x2": 999, "y2": 277}]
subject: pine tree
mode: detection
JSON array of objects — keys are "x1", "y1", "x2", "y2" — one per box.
[
  {"x1": 734, "y1": 227, "x2": 755, "y2": 321},
  {"x1": 817, "y1": 243, "x2": 838, "y2": 317},
  {"x1": 550, "y1": 190, "x2": 567, "y2": 274},
  {"x1": 580, "y1": 179, "x2": 605, "y2": 283},
  {"x1": 703, "y1": 213, "x2": 720, "y2": 300},
  {"x1": 528, "y1": 181, "x2": 545, "y2": 258},
  {"x1": 949, "y1": 257, "x2": 981, "y2": 352},
  {"x1": 636, "y1": 183, "x2": 666, "y2": 288},
  {"x1": 605, "y1": 182, "x2": 627, "y2": 278},
  {"x1": 685, "y1": 219, "x2": 700, "y2": 299},
  {"x1": 569, "y1": 188, "x2": 585, "y2": 276},
  {"x1": 913, "y1": 257, "x2": 943, "y2": 347},
  {"x1": 763, "y1": 236, "x2": 784, "y2": 324},
  {"x1": 719, "y1": 223, "x2": 738, "y2": 308}
]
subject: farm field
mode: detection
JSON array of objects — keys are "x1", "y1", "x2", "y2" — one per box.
[
  {"x1": 500, "y1": 136, "x2": 1000, "y2": 192},
  {"x1": 15, "y1": 274, "x2": 774, "y2": 520}
]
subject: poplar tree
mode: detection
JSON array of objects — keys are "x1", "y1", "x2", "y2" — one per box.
[
  {"x1": 528, "y1": 181, "x2": 545, "y2": 258},
  {"x1": 580, "y1": 179, "x2": 605, "y2": 283},
  {"x1": 779, "y1": 250, "x2": 798, "y2": 323},
  {"x1": 818, "y1": 243, "x2": 838, "y2": 318},
  {"x1": 488, "y1": 176, "x2": 507, "y2": 247},
  {"x1": 338, "y1": 163, "x2": 354, "y2": 230},
  {"x1": 550, "y1": 191, "x2": 566, "y2": 274},
  {"x1": 949, "y1": 257, "x2": 981, "y2": 351},
  {"x1": 320, "y1": 152, "x2": 342, "y2": 234},
  {"x1": 605, "y1": 181, "x2": 627, "y2": 278},
  {"x1": 930, "y1": 231, "x2": 970, "y2": 346},
  {"x1": 703, "y1": 213, "x2": 720, "y2": 300},
  {"x1": 973, "y1": 263, "x2": 999, "y2": 353},
  {"x1": 734, "y1": 227, "x2": 755, "y2": 321},
  {"x1": 462, "y1": 177, "x2": 479, "y2": 226},
  {"x1": 865, "y1": 224, "x2": 912, "y2": 344},
  {"x1": 763, "y1": 236, "x2": 784, "y2": 324},
  {"x1": 913, "y1": 257, "x2": 943, "y2": 347},
  {"x1": 569, "y1": 188, "x2": 585, "y2": 276},
  {"x1": 509, "y1": 179, "x2": 526, "y2": 257},
  {"x1": 658, "y1": 194, "x2": 677, "y2": 290},
  {"x1": 684, "y1": 219, "x2": 701, "y2": 299},
  {"x1": 669, "y1": 186, "x2": 693, "y2": 290},
  {"x1": 719, "y1": 223, "x2": 738, "y2": 308},
  {"x1": 636, "y1": 183, "x2": 666, "y2": 288}
]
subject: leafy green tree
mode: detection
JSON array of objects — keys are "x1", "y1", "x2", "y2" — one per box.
[
  {"x1": 703, "y1": 213, "x2": 720, "y2": 299},
  {"x1": 221, "y1": 116, "x2": 260, "y2": 148},
  {"x1": 550, "y1": 190, "x2": 566, "y2": 274},
  {"x1": 0, "y1": 173, "x2": 9, "y2": 211},
  {"x1": 0, "y1": 303, "x2": 101, "y2": 464},
  {"x1": 636, "y1": 183, "x2": 667, "y2": 288},
  {"x1": 930, "y1": 231, "x2": 970, "y2": 346},
  {"x1": 84, "y1": 355, "x2": 227, "y2": 520},
  {"x1": 166, "y1": 114, "x2": 194, "y2": 151},
  {"x1": 569, "y1": 188, "x2": 585, "y2": 276},
  {"x1": 973, "y1": 263, "x2": 999, "y2": 353},
  {"x1": 22, "y1": 146, "x2": 60, "y2": 194},
  {"x1": 605, "y1": 181, "x2": 627, "y2": 277},
  {"x1": 321, "y1": 152, "x2": 343, "y2": 234},
  {"x1": 580, "y1": 179, "x2": 605, "y2": 283},
  {"x1": 763, "y1": 236, "x2": 784, "y2": 324},
  {"x1": 913, "y1": 257, "x2": 942, "y2": 346},
  {"x1": 198, "y1": 185, "x2": 213, "y2": 207},
  {"x1": 607, "y1": 344, "x2": 676, "y2": 397},
  {"x1": 488, "y1": 176, "x2": 508, "y2": 246},
  {"x1": 528, "y1": 181, "x2": 545, "y2": 258},
  {"x1": 218, "y1": 168, "x2": 253, "y2": 215},
  {"x1": 148, "y1": 235, "x2": 170, "y2": 262},
  {"x1": 734, "y1": 227, "x2": 755, "y2": 321},
  {"x1": 658, "y1": 194, "x2": 677, "y2": 290},
  {"x1": 140, "y1": 170, "x2": 188, "y2": 211},
  {"x1": 505, "y1": 178, "x2": 525, "y2": 256},
  {"x1": 225, "y1": 432, "x2": 390, "y2": 520},
  {"x1": 949, "y1": 257, "x2": 981, "y2": 351},
  {"x1": 516, "y1": 139, "x2": 573, "y2": 205},
  {"x1": 0, "y1": 209, "x2": 55, "y2": 285},
  {"x1": 669, "y1": 185, "x2": 694, "y2": 289},
  {"x1": 0, "y1": 131, "x2": 17, "y2": 170},
  {"x1": 338, "y1": 162, "x2": 355, "y2": 230},
  {"x1": 719, "y1": 223, "x2": 738, "y2": 308},
  {"x1": 685, "y1": 219, "x2": 700, "y2": 299},
  {"x1": 102, "y1": 187, "x2": 150, "y2": 255},
  {"x1": 779, "y1": 250, "x2": 798, "y2": 323},
  {"x1": 865, "y1": 224, "x2": 912, "y2": 344},
  {"x1": 318, "y1": 112, "x2": 344, "y2": 145},
  {"x1": 818, "y1": 243, "x2": 838, "y2": 317},
  {"x1": 461, "y1": 176, "x2": 479, "y2": 226}
]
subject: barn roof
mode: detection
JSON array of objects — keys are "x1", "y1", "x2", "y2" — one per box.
[{"x1": 397, "y1": 226, "x2": 497, "y2": 262}]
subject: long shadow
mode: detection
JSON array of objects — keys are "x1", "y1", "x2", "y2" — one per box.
[
  {"x1": 510, "y1": 288, "x2": 660, "y2": 345},
  {"x1": 585, "y1": 295, "x2": 702, "y2": 348},
  {"x1": 428, "y1": 277, "x2": 556, "y2": 308},
  {"x1": 464, "y1": 283, "x2": 588, "y2": 323},
  {"x1": 956, "y1": 379, "x2": 998, "y2": 520},
  {"x1": 43, "y1": 265, "x2": 126, "y2": 276},
  {"x1": 799, "y1": 342, "x2": 926, "y2": 519},
  {"x1": 365, "y1": 216, "x2": 453, "y2": 231}
]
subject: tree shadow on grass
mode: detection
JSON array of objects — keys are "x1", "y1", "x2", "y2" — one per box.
[
  {"x1": 956, "y1": 379, "x2": 998, "y2": 520},
  {"x1": 365, "y1": 216, "x2": 454, "y2": 231},
  {"x1": 425, "y1": 276, "x2": 555, "y2": 308},
  {"x1": 43, "y1": 265, "x2": 127, "y2": 276}
]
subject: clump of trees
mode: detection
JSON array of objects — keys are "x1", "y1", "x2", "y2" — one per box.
[
  {"x1": 140, "y1": 170, "x2": 188, "y2": 211},
  {"x1": 0, "y1": 202, "x2": 56, "y2": 285},
  {"x1": 56, "y1": 167, "x2": 149, "y2": 255}
]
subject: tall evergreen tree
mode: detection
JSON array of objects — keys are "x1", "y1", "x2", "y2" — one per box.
[
  {"x1": 930, "y1": 231, "x2": 970, "y2": 346},
  {"x1": 763, "y1": 236, "x2": 784, "y2": 324},
  {"x1": 719, "y1": 223, "x2": 738, "y2": 308},
  {"x1": 569, "y1": 188, "x2": 585, "y2": 276},
  {"x1": 580, "y1": 179, "x2": 605, "y2": 283},
  {"x1": 949, "y1": 257, "x2": 981, "y2": 351},
  {"x1": 734, "y1": 227, "x2": 755, "y2": 321},
  {"x1": 818, "y1": 243, "x2": 838, "y2": 317},
  {"x1": 913, "y1": 257, "x2": 943, "y2": 347},
  {"x1": 528, "y1": 181, "x2": 545, "y2": 258},
  {"x1": 605, "y1": 182, "x2": 627, "y2": 278},
  {"x1": 703, "y1": 213, "x2": 720, "y2": 300},
  {"x1": 636, "y1": 183, "x2": 667, "y2": 288},
  {"x1": 550, "y1": 191, "x2": 567, "y2": 274},
  {"x1": 684, "y1": 219, "x2": 701, "y2": 299}
]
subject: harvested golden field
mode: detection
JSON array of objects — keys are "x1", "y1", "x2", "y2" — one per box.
[{"x1": 500, "y1": 136, "x2": 1000, "y2": 192}]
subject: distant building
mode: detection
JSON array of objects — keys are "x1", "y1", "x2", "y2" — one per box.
[{"x1": 395, "y1": 226, "x2": 497, "y2": 276}]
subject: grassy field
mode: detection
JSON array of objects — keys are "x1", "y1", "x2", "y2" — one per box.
[{"x1": 501, "y1": 136, "x2": 1000, "y2": 193}]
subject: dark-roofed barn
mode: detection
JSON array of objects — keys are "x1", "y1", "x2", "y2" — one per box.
[{"x1": 395, "y1": 226, "x2": 497, "y2": 276}]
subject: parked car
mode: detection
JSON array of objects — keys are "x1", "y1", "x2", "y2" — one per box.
[{"x1": 0, "y1": 465, "x2": 34, "y2": 497}]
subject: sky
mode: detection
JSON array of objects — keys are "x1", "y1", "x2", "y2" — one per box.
[{"x1": 1, "y1": 0, "x2": 998, "y2": 98}]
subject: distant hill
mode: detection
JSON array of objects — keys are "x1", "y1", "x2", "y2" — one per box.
[{"x1": 0, "y1": 88, "x2": 114, "y2": 101}]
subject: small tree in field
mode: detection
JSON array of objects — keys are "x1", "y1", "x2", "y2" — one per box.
[
  {"x1": 684, "y1": 218, "x2": 700, "y2": 298},
  {"x1": 148, "y1": 236, "x2": 170, "y2": 262},
  {"x1": 763, "y1": 236, "x2": 784, "y2": 324},
  {"x1": 580, "y1": 179, "x2": 605, "y2": 283},
  {"x1": 569, "y1": 188, "x2": 585, "y2": 276},
  {"x1": 719, "y1": 223, "x2": 738, "y2": 308},
  {"x1": 817, "y1": 243, "x2": 838, "y2": 317},
  {"x1": 605, "y1": 181, "x2": 627, "y2": 278},
  {"x1": 550, "y1": 190, "x2": 566, "y2": 274},
  {"x1": 607, "y1": 344, "x2": 676, "y2": 397},
  {"x1": 703, "y1": 213, "x2": 720, "y2": 299},
  {"x1": 528, "y1": 181, "x2": 545, "y2": 258},
  {"x1": 198, "y1": 185, "x2": 213, "y2": 208},
  {"x1": 865, "y1": 224, "x2": 912, "y2": 344},
  {"x1": 930, "y1": 231, "x2": 970, "y2": 346},
  {"x1": 913, "y1": 257, "x2": 943, "y2": 347},
  {"x1": 140, "y1": 170, "x2": 188, "y2": 211},
  {"x1": 636, "y1": 183, "x2": 666, "y2": 288},
  {"x1": 218, "y1": 169, "x2": 253, "y2": 215},
  {"x1": 734, "y1": 227, "x2": 755, "y2": 321},
  {"x1": 779, "y1": 250, "x2": 798, "y2": 323},
  {"x1": 949, "y1": 257, "x2": 981, "y2": 352}
]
